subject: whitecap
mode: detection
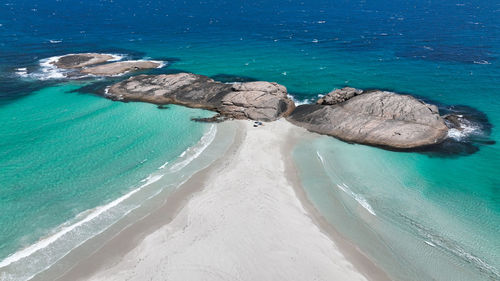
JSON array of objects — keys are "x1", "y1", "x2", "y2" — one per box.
[
  {"x1": 473, "y1": 60, "x2": 490, "y2": 65},
  {"x1": 15, "y1": 67, "x2": 28, "y2": 77},
  {"x1": 49, "y1": 40, "x2": 62, "y2": 44}
]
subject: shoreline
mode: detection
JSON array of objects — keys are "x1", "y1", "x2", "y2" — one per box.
[
  {"x1": 282, "y1": 125, "x2": 391, "y2": 281},
  {"x1": 29, "y1": 121, "x2": 243, "y2": 281},
  {"x1": 37, "y1": 119, "x2": 389, "y2": 281}
]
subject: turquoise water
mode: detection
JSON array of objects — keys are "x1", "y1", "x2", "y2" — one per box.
[
  {"x1": 293, "y1": 136, "x2": 499, "y2": 281},
  {"x1": 0, "y1": 0, "x2": 499, "y2": 280},
  {"x1": 0, "y1": 82, "x2": 216, "y2": 279}
]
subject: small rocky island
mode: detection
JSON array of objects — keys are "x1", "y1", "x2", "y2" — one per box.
[
  {"x1": 51, "y1": 53, "x2": 161, "y2": 76},
  {"x1": 106, "y1": 73, "x2": 296, "y2": 121},
  {"x1": 288, "y1": 88, "x2": 449, "y2": 149},
  {"x1": 53, "y1": 53, "x2": 116, "y2": 69}
]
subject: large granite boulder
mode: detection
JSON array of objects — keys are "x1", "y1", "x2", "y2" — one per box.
[
  {"x1": 288, "y1": 90, "x2": 449, "y2": 149},
  {"x1": 81, "y1": 60, "x2": 161, "y2": 76},
  {"x1": 221, "y1": 81, "x2": 291, "y2": 120},
  {"x1": 106, "y1": 73, "x2": 295, "y2": 121},
  {"x1": 52, "y1": 53, "x2": 116, "y2": 69}
]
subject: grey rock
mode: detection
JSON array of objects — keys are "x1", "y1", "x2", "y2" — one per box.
[
  {"x1": 81, "y1": 60, "x2": 161, "y2": 76},
  {"x1": 221, "y1": 81, "x2": 292, "y2": 120},
  {"x1": 52, "y1": 53, "x2": 115, "y2": 69},
  {"x1": 443, "y1": 114, "x2": 462, "y2": 130},
  {"x1": 317, "y1": 87, "x2": 363, "y2": 105},
  {"x1": 288, "y1": 91, "x2": 449, "y2": 149},
  {"x1": 106, "y1": 73, "x2": 295, "y2": 121}
]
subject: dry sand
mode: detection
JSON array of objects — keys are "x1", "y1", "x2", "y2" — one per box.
[{"x1": 57, "y1": 120, "x2": 387, "y2": 281}]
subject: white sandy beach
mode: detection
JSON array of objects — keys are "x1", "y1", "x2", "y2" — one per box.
[{"x1": 59, "y1": 120, "x2": 382, "y2": 281}]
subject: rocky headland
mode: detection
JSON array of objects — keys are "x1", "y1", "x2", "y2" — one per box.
[{"x1": 288, "y1": 87, "x2": 450, "y2": 149}]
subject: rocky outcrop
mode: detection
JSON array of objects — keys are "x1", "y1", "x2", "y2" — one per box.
[
  {"x1": 51, "y1": 53, "x2": 162, "y2": 77},
  {"x1": 52, "y1": 53, "x2": 115, "y2": 69},
  {"x1": 317, "y1": 87, "x2": 363, "y2": 105},
  {"x1": 106, "y1": 73, "x2": 295, "y2": 121},
  {"x1": 81, "y1": 60, "x2": 161, "y2": 76},
  {"x1": 288, "y1": 90, "x2": 449, "y2": 149},
  {"x1": 220, "y1": 82, "x2": 292, "y2": 120}
]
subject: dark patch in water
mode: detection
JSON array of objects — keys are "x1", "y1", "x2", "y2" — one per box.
[
  {"x1": 211, "y1": 74, "x2": 258, "y2": 83},
  {"x1": 69, "y1": 80, "x2": 119, "y2": 96},
  {"x1": 397, "y1": 45, "x2": 495, "y2": 64},
  {"x1": 191, "y1": 114, "x2": 227, "y2": 123},
  {"x1": 0, "y1": 77, "x2": 57, "y2": 107},
  {"x1": 154, "y1": 57, "x2": 181, "y2": 63}
]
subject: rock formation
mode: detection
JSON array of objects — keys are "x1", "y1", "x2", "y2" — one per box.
[
  {"x1": 106, "y1": 73, "x2": 295, "y2": 121},
  {"x1": 81, "y1": 60, "x2": 161, "y2": 76},
  {"x1": 288, "y1": 89, "x2": 449, "y2": 149},
  {"x1": 51, "y1": 53, "x2": 161, "y2": 76},
  {"x1": 52, "y1": 53, "x2": 116, "y2": 69},
  {"x1": 317, "y1": 87, "x2": 363, "y2": 105}
]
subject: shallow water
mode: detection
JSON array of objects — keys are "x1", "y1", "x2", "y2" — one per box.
[
  {"x1": 0, "y1": 0, "x2": 499, "y2": 280},
  {"x1": 0, "y1": 83, "x2": 217, "y2": 280},
  {"x1": 293, "y1": 136, "x2": 499, "y2": 281}
]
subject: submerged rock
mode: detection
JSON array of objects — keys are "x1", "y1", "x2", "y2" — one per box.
[
  {"x1": 81, "y1": 60, "x2": 161, "y2": 76},
  {"x1": 52, "y1": 53, "x2": 116, "y2": 69},
  {"x1": 106, "y1": 73, "x2": 295, "y2": 121},
  {"x1": 288, "y1": 90, "x2": 449, "y2": 149}
]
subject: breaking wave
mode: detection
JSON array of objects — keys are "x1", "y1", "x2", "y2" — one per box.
[
  {"x1": 169, "y1": 124, "x2": 217, "y2": 172},
  {"x1": 336, "y1": 183, "x2": 377, "y2": 216}
]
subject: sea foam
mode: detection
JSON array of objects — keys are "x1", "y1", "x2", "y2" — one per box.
[
  {"x1": 336, "y1": 183, "x2": 377, "y2": 216},
  {"x1": 0, "y1": 174, "x2": 163, "y2": 270},
  {"x1": 169, "y1": 124, "x2": 217, "y2": 173},
  {"x1": 315, "y1": 151, "x2": 376, "y2": 216},
  {"x1": 447, "y1": 117, "x2": 482, "y2": 141},
  {"x1": 26, "y1": 53, "x2": 126, "y2": 80}
]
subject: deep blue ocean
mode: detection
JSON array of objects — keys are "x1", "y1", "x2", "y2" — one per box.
[{"x1": 0, "y1": 1, "x2": 499, "y2": 280}]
